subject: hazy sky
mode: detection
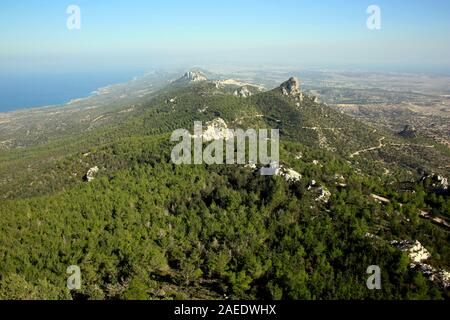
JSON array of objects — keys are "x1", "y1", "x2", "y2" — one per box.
[{"x1": 1, "y1": 0, "x2": 450, "y2": 73}]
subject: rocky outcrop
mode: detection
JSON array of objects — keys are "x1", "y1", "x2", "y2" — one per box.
[
  {"x1": 84, "y1": 166, "x2": 99, "y2": 182},
  {"x1": 193, "y1": 118, "x2": 234, "y2": 142},
  {"x1": 421, "y1": 173, "x2": 449, "y2": 193},
  {"x1": 391, "y1": 240, "x2": 450, "y2": 288},
  {"x1": 215, "y1": 79, "x2": 264, "y2": 91},
  {"x1": 391, "y1": 240, "x2": 431, "y2": 263},
  {"x1": 280, "y1": 77, "x2": 303, "y2": 101},
  {"x1": 280, "y1": 167, "x2": 302, "y2": 182},
  {"x1": 413, "y1": 263, "x2": 450, "y2": 288},
  {"x1": 233, "y1": 86, "x2": 252, "y2": 98},
  {"x1": 307, "y1": 180, "x2": 331, "y2": 203},
  {"x1": 433, "y1": 175, "x2": 449, "y2": 191},
  {"x1": 438, "y1": 176, "x2": 449, "y2": 190},
  {"x1": 280, "y1": 77, "x2": 300, "y2": 96},
  {"x1": 253, "y1": 162, "x2": 302, "y2": 182},
  {"x1": 269, "y1": 165, "x2": 302, "y2": 182},
  {"x1": 176, "y1": 70, "x2": 208, "y2": 83},
  {"x1": 315, "y1": 186, "x2": 331, "y2": 203}
]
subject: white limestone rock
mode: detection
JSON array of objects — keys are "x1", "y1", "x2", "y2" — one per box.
[
  {"x1": 411, "y1": 263, "x2": 450, "y2": 289},
  {"x1": 197, "y1": 118, "x2": 234, "y2": 142},
  {"x1": 391, "y1": 240, "x2": 431, "y2": 263},
  {"x1": 315, "y1": 186, "x2": 331, "y2": 203},
  {"x1": 233, "y1": 86, "x2": 252, "y2": 98},
  {"x1": 84, "y1": 166, "x2": 99, "y2": 182},
  {"x1": 258, "y1": 163, "x2": 302, "y2": 182},
  {"x1": 283, "y1": 168, "x2": 302, "y2": 182}
]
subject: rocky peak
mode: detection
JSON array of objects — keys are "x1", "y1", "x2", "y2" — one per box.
[
  {"x1": 280, "y1": 77, "x2": 300, "y2": 95},
  {"x1": 179, "y1": 70, "x2": 208, "y2": 82},
  {"x1": 280, "y1": 77, "x2": 303, "y2": 101}
]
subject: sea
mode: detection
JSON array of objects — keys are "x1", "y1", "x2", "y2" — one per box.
[{"x1": 0, "y1": 70, "x2": 143, "y2": 113}]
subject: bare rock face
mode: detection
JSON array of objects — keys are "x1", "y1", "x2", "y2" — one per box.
[
  {"x1": 391, "y1": 240, "x2": 431, "y2": 263},
  {"x1": 391, "y1": 239, "x2": 450, "y2": 288},
  {"x1": 280, "y1": 77, "x2": 303, "y2": 101},
  {"x1": 414, "y1": 263, "x2": 450, "y2": 288},
  {"x1": 178, "y1": 70, "x2": 208, "y2": 83},
  {"x1": 277, "y1": 166, "x2": 302, "y2": 182},
  {"x1": 193, "y1": 118, "x2": 234, "y2": 142},
  {"x1": 233, "y1": 86, "x2": 252, "y2": 98},
  {"x1": 258, "y1": 163, "x2": 302, "y2": 182}
]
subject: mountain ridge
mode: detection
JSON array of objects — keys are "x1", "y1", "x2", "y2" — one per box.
[{"x1": 0, "y1": 68, "x2": 449, "y2": 299}]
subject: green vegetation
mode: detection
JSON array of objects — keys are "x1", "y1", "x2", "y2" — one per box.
[{"x1": 0, "y1": 77, "x2": 448, "y2": 300}]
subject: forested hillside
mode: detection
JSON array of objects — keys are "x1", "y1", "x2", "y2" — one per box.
[{"x1": 0, "y1": 72, "x2": 449, "y2": 300}]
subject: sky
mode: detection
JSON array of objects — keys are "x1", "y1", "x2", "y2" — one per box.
[{"x1": 1, "y1": 0, "x2": 450, "y2": 73}]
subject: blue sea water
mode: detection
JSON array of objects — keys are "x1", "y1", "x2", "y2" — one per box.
[{"x1": 0, "y1": 70, "x2": 143, "y2": 113}]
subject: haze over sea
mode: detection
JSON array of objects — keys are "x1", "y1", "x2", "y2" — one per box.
[
  {"x1": 1, "y1": 1, "x2": 450, "y2": 113},
  {"x1": 0, "y1": 70, "x2": 143, "y2": 113}
]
